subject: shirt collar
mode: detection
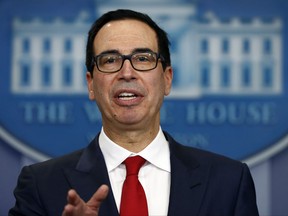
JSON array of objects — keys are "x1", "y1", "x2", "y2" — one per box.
[{"x1": 99, "y1": 127, "x2": 170, "y2": 173}]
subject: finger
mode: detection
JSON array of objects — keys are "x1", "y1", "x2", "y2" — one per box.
[
  {"x1": 62, "y1": 190, "x2": 84, "y2": 216},
  {"x1": 62, "y1": 204, "x2": 74, "y2": 216},
  {"x1": 87, "y1": 185, "x2": 109, "y2": 210},
  {"x1": 67, "y1": 189, "x2": 82, "y2": 206}
]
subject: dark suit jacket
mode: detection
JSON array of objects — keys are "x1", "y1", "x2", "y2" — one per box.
[{"x1": 9, "y1": 132, "x2": 259, "y2": 216}]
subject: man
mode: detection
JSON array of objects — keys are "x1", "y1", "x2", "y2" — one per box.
[{"x1": 9, "y1": 9, "x2": 259, "y2": 216}]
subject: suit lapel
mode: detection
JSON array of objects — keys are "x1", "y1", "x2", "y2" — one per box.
[
  {"x1": 62, "y1": 132, "x2": 211, "y2": 216},
  {"x1": 63, "y1": 136, "x2": 119, "y2": 216},
  {"x1": 166, "y1": 133, "x2": 211, "y2": 216}
]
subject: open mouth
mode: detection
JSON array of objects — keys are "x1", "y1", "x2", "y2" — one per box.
[{"x1": 118, "y1": 92, "x2": 138, "y2": 100}]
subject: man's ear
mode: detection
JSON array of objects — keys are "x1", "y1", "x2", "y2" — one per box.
[
  {"x1": 86, "y1": 72, "x2": 95, "y2": 100},
  {"x1": 164, "y1": 66, "x2": 173, "y2": 96}
]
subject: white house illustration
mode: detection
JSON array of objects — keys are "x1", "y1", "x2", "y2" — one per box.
[{"x1": 11, "y1": 0, "x2": 283, "y2": 98}]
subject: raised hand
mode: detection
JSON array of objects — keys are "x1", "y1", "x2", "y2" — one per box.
[{"x1": 62, "y1": 185, "x2": 109, "y2": 216}]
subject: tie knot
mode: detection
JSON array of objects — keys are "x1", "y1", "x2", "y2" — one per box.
[{"x1": 124, "y1": 156, "x2": 146, "y2": 176}]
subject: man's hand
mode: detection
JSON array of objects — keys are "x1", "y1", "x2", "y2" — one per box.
[{"x1": 62, "y1": 184, "x2": 109, "y2": 216}]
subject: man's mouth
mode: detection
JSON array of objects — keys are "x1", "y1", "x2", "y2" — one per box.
[
  {"x1": 118, "y1": 92, "x2": 137, "y2": 100},
  {"x1": 113, "y1": 87, "x2": 145, "y2": 106}
]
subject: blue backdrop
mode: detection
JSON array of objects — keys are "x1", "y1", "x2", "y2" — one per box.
[{"x1": 1, "y1": 0, "x2": 288, "y2": 215}]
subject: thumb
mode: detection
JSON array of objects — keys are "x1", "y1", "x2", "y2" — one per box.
[{"x1": 86, "y1": 184, "x2": 109, "y2": 211}]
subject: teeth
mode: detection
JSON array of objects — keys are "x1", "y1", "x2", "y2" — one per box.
[
  {"x1": 118, "y1": 92, "x2": 137, "y2": 100},
  {"x1": 119, "y1": 93, "x2": 134, "y2": 97}
]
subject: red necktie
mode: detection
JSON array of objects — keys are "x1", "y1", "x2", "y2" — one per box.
[{"x1": 120, "y1": 156, "x2": 148, "y2": 216}]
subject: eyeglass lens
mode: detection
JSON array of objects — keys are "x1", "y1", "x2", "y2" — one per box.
[{"x1": 95, "y1": 52, "x2": 159, "y2": 73}]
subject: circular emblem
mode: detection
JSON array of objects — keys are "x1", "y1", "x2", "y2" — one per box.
[{"x1": 1, "y1": 0, "x2": 287, "y2": 165}]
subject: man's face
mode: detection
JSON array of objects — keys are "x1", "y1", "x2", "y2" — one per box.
[{"x1": 86, "y1": 19, "x2": 172, "y2": 132}]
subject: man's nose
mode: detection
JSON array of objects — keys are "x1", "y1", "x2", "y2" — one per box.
[{"x1": 118, "y1": 59, "x2": 137, "y2": 80}]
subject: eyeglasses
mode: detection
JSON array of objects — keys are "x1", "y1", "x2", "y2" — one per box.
[{"x1": 93, "y1": 51, "x2": 164, "y2": 73}]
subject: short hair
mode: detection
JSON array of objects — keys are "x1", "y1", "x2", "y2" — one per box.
[{"x1": 85, "y1": 9, "x2": 171, "y2": 75}]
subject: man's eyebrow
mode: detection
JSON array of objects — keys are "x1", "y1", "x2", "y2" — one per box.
[
  {"x1": 97, "y1": 48, "x2": 155, "y2": 56},
  {"x1": 132, "y1": 48, "x2": 154, "y2": 53},
  {"x1": 97, "y1": 49, "x2": 120, "y2": 55}
]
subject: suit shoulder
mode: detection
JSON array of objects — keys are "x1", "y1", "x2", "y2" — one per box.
[
  {"x1": 28, "y1": 148, "x2": 84, "y2": 172},
  {"x1": 182, "y1": 143, "x2": 243, "y2": 166},
  {"x1": 166, "y1": 132, "x2": 246, "y2": 169}
]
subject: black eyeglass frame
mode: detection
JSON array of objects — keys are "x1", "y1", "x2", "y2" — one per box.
[{"x1": 93, "y1": 51, "x2": 165, "y2": 73}]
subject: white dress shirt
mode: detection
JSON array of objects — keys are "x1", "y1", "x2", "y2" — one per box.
[{"x1": 99, "y1": 127, "x2": 171, "y2": 216}]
